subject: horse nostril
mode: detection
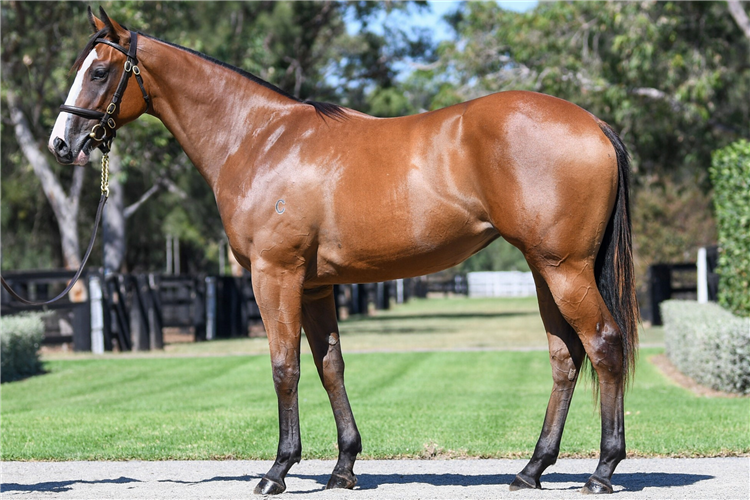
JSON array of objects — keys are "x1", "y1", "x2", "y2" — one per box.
[{"x1": 53, "y1": 137, "x2": 70, "y2": 156}]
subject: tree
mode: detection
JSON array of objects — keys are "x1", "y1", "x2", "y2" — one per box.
[
  {"x1": 420, "y1": 1, "x2": 749, "y2": 278},
  {"x1": 2, "y1": 2, "x2": 93, "y2": 270},
  {"x1": 437, "y1": 2, "x2": 749, "y2": 182}
]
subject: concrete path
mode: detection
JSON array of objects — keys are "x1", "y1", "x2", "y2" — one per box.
[{"x1": 2, "y1": 457, "x2": 748, "y2": 499}]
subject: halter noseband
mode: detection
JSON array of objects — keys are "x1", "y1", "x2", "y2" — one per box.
[{"x1": 59, "y1": 31, "x2": 151, "y2": 154}]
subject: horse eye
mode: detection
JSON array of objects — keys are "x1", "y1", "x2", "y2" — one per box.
[{"x1": 92, "y1": 68, "x2": 108, "y2": 81}]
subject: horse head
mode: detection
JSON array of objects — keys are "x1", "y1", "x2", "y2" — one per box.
[{"x1": 48, "y1": 7, "x2": 149, "y2": 165}]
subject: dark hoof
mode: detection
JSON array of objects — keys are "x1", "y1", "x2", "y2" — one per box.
[
  {"x1": 509, "y1": 473, "x2": 541, "y2": 491},
  {"x1": 581, "y1": 476, "x2": 613, "y2": 494},
  {"x1": 326, "y1": 472, "x2": 357, "y2": 490},
  {"x1": 254, "y1": 477, "x2": 286, "y2": 495}
]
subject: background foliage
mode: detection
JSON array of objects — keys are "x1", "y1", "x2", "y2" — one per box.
[
  {"x1": 0, "y1": 312, "x2": 45, "y2": 383},
  {"x1": 710, "y1": 140, "x2": 750, "y2": 317},
  {"x1": 662, "y1": 300, "x2": 750, "y2": 394},
  {"x1": 2, "y1": 1, "x2": 749, "y2": 287}
]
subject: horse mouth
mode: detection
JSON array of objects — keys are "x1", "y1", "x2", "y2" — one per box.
[{"x1": 72, "y1": 138, "x2": 95, "y2": 166}]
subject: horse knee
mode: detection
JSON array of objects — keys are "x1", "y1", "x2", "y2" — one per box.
[{"x1": 272, "y1": 361, "x2": 300, "y2": 395}]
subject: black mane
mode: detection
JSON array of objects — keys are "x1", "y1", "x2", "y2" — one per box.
[{"x1": 145, "y1": 33, "x2": 348, "y2": 121}]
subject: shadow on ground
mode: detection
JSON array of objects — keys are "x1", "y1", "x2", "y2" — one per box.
[
  {"x1": 1, "y1": 477, "x2": 140, "y2": 494},
  {"x1": 0, "y1": 470, "x2": 714, "y2": 495}
]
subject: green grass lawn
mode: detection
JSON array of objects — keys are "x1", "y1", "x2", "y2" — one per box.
[{"x1": 2, "y1": 348, "x2": 747, "y2": 461}]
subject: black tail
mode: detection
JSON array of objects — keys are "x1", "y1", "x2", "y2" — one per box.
[{"x1": 595, "y1": 122, "x2": 639, "y2": 388}]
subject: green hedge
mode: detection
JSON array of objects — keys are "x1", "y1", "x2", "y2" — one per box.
[
  {"x1": 1, "y1": 313, "x2": 45, "y2": 383},
  {"x1": 710, "y1": 139, "x2": 750, "y2": 317},
  {"x1": 662, "y1": 300, "x2": 750, "y2": 394}
]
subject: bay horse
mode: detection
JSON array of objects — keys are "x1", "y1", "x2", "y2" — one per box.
[{"x1": 48, "y1": 8, "x2": 638, "y2": 495}]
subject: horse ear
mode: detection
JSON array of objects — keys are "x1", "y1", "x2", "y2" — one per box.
[
  {"x1": 98, "y1": 6, "x2": 128, "y2": 43},
  {"x1": 87, "y1": 6, "x2": 102, "y2": 33}
]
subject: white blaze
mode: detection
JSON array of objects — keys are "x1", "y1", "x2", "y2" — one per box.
[{"x1": 48, "y1": 49, "x2": 98, "y2": 151}]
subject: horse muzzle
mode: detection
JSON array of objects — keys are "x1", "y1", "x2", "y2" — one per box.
[{"x1": 50, "y1": 136, "x2": 91, "y2": 166}]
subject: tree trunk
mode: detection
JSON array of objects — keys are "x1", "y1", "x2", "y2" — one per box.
[
  {"x1": 728, "y1": 0, "x2": 750, "y2": 41},
  {"x1": 103, "y1": 144, "x2": 126, "y2": 273},
  {"x1": 5, "y1": 87, "x2": 83, "y2": 269}
]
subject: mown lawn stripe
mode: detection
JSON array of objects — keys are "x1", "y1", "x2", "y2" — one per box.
[{"x1": 2, "y1": 348, "x2": 747, "y2": 460}]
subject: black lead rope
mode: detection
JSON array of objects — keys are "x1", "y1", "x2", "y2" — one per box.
[
  {"x1": 1, "y1": 32, "x2": 148, "y2": 306},
  {"x1": 1, "y1": 192, "x2": 108, "y2": 306}
]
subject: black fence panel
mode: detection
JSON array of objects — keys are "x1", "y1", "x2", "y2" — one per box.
[
  {"x1": 1, "y1": 270, "x2": 92, "y2": 351},
  {"x1": 647, "y1": 246, "x2": 719, "y2": 326}
]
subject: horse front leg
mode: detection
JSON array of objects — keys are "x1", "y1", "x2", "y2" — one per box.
[
  {"x1": 301, "y1": 286, "x2": 361, "y2": 490},
  {"x1": 252, "y1": 267, "x2": 305, "y2": 495}
]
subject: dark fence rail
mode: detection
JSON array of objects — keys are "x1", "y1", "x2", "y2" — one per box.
[
  {"x1": 1, "y1": 270, "x2": 91, "y2": 349},
  {"x1": 2, "y1": 270, "x2": 452, "y2": 351},
  {"x1": 647, "y1": 246, "x2": 719, "y2": 325}
]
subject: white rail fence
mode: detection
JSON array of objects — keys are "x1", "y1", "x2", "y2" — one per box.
[{"x1": 467, "y1": 271, "x2": 536, "y2": 298}]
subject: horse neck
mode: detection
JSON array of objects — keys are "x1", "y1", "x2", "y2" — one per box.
[{"x1": 139, "y1": 37, "x2": 299, "y2": 189}]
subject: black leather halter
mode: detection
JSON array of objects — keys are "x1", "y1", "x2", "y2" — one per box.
[{"x1": 60, "y1": 31, "x2": 151, "y2": 154}]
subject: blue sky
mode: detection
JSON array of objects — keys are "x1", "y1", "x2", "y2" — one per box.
[
  {"x1": 415, "y1": 1, "x2": 538, "y2": 41},
  {"x1": 346, "y1": 1, "x2": 538, "y2": 42}
]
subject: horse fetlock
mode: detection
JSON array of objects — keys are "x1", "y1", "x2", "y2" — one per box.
[
  {"x1": 275, "y1": 446, "x2": 302, "y2": 468},
  {"x1": 338, "y1": 432, "x2": 362, "y2": 457},
  {"x1": 601, "y1": 441, "x2": 626, "y2": 465}
]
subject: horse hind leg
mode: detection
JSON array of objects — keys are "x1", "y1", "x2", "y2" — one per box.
[
  {"x1": 540, "y1": 261, "x2": 627, "y2": 494},
  {"x1": 511, "y1": 269, "x2": 585, "y2": 491},
  {"x1": 301, "y1": 286, "x2": 361, "y2": 490}
]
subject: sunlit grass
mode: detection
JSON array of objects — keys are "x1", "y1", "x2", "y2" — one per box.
[{"x1": 2, "y1": 348, "x2": 747, "y2": 461}]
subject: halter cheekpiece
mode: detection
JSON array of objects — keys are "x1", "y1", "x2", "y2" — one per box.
[{"x1": 59, "y1": 31, "x2": 151, "y2": 154}]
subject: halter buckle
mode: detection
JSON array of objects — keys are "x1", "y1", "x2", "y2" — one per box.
[
  {"x1": 107, "y1": 117, "x2": 116, "y2": 129},
  {"x1": 90, "y1": 124, "x2": 107, "y2": 142},
  {"x1": 132, "y1": 65, "x2": 141, "y2": 76},
  {"x1": 124, "y1": 60, "x2": 133, "y2": 73},
  {"x1": 106, "y1": 103, "x2": 117, "y2": 115}
]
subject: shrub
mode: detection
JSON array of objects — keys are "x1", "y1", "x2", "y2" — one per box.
[
  {"x1": 710, "y1": 139, "x2": 750, "y2": 317},
  {"x1": 1, "y1": 312, "x2": 45, "y2": 383},
  {"x1": 662, "y1": 300, "x2": 750, "y2": 394}
]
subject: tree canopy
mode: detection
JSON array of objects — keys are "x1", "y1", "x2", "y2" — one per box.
[{"x1": 2, "y1": 1, "x2": 748, "y2": 284}]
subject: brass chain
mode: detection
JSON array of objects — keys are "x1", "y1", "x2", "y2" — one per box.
[{"x1": 101, "y1": 152, "x2": 110, "y2": 198}]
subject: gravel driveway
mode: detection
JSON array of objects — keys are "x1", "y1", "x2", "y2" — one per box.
[{"x1": 2, "y1": 457, "x2": 748, "y2": 499}]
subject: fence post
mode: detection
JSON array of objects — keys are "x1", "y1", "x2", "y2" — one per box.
[
  {"x1": 376, "y1": 282, "x2": 391, "y2": 310},
  {"x1": 648, "y1": 264, "x2": 672, "y2": 326},
  {"x1": 205, "y1": 276, "x2": 217, "y2": 340},
  {"x1": 147, "y1": 274, "x2": 164, "y2": 349},
  {"x1": 89, "y1": 275, "x2": 105, "y2": 354},
  {"x1": 129, "y1": 277, "x2": 150, "y2": 351},
  {"x1": 697, "y1": 247, "x2": 708, "y2": 304}
]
